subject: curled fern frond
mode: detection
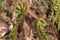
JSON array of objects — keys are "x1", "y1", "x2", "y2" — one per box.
[
  {"x1": 8, "y1": 2, "x2": 26, "y2": 40},
  {"x1": 35, "y1": 18, "x2": 51, "y2": 40}
]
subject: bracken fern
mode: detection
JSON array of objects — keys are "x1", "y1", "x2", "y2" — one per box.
[
  {"x1": 50, "y1": 0, "x2": 60, "y2": 31},
  {"x1": 8, "y1": 2, "x2": 26, "y2": 40},
  {"x1": 35, "y1": 18, "x2": 51, "y2": 40}
]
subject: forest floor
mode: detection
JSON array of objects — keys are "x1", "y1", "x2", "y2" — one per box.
[{"x1": 0, "y1": 0, "x2": 60, "y2": 40}]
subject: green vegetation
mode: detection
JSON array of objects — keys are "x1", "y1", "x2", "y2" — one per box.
[
  {"x1": 35, "y1": 18, "x2": 51, "y2": 40},
  {"x1": 8, "y1": 2, "x2": 26, "y2": 40},
  {"x1": 50, "y1": 0, "x2": 60, "y2": 31}
]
